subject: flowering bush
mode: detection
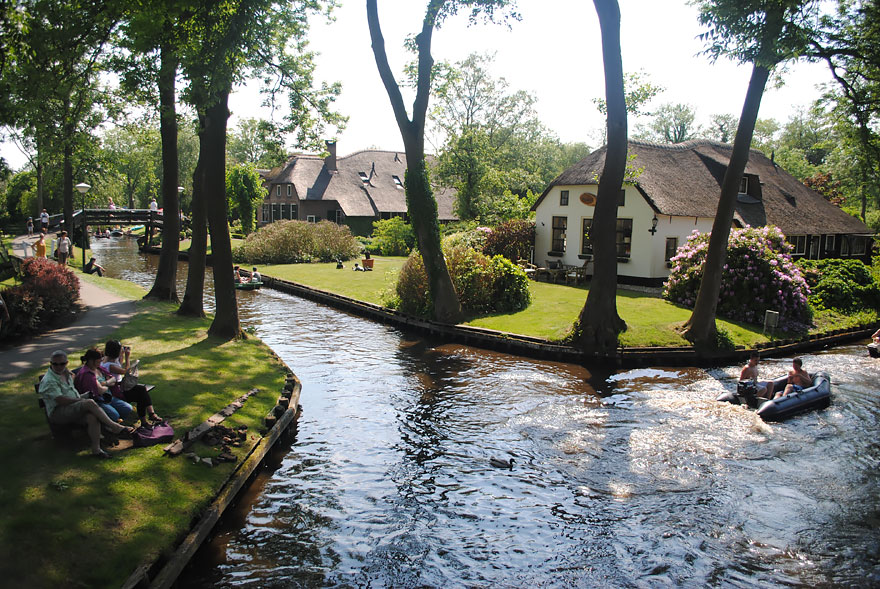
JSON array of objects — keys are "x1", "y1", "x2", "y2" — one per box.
[
  {"x1": 1, "y1": 258, "x2": 80, "y2": 339},
  {"x1": 233, "y1": 220, "x2": 360, "y2": 264},
  {"x1": 395, "y1": 245, "x2": 531, "y2": 318},
  {"x1": 797, "y1": 258, "x2": 880, "y2": 312},
  {"x1": 442, "y1": 226, "x2": 492, "y2": 252},
  {"x1": 664, "y1": 225, "x2": 811, "y2": 327},
  {"x1": 482, "y1": 219, "x2": 535, "y2": 262}
]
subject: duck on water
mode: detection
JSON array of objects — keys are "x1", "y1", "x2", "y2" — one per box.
[{"x1": 718, "y1": 356, "x2": 831, "y2": 422}]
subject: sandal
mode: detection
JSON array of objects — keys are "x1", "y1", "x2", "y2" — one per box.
[
  {"x1": 91, "y1": 449, "x2": 113, "y2": 459},
  {"x1": 118, "y1": 426, "x2": 137, "y2": 438},
  {"x1": 148, "y1": 412, "x2": 162, "y2": 423}
]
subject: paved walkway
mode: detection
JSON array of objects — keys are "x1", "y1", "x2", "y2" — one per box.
[{"x1": 1, "y1": 234, "x2": 137, "y2": 382}]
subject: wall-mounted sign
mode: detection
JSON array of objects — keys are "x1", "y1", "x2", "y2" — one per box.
[{"x1": 579, "y1": 192, "x2": 597, "y2": 206}]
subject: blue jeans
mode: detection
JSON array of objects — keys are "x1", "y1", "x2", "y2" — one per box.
[{"x1": 97, "y1": 397, "x2": 133, "y2": 421}]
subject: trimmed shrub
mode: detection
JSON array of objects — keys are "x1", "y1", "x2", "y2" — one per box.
[
  {"x1": 442, "y1": 226, "x2": 491, "y2": 253},
  {"x1": 1, "y1": 258, "x2": 80, "y2": 339},
  {"x1": 395, "y1": 245, "x2": 531, "y2": 318},
  {"x1": 371, "y1": 217, "x2": 416, "y2": 256},
  {"x1": 482, "y1": 219, "x2": 535, "y2": 262},
  {"x1": 664, "y1": 225, "x2": 811, "y2": 328},
  {"x1": 797, "y1": 258, "x2": 880, "y2": 312},
  {"x1": 233, "y1": 220, "x2": 360, "y2": 264}
]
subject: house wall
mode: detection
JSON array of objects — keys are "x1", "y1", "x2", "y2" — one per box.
[{"x1": 534, "y1": 184, "x2": 715, "y2": 284}]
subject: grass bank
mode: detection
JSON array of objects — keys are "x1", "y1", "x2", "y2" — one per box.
[
  {"x1": 257, "y1": 256, "x2": 878, "y2": 347},
  {"x1": 0, "y1": 277, "x2": 288, "y2": 587}
]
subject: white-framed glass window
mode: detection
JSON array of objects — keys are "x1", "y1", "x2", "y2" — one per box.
[
  {"x1": 787, "y1": 235, "x2": 807, "y2": 255},
  {"x1": 739, "y1": 177, "x2": 749, "y2": 193},
  {"x1": 809, "y1": 235, "x2": 820, "y2": 259},
  {"x1": 280, "y1": 203, "x2": 289, "y2": 219},
  {"x1": 616, "y1": 219, "x2": 633, "y2": 258},
  {"x1": 581, "y1": 218, "x2": 593, "y2": 256},
  {"x1": 665, "y1": 237, "x2": 678, "y2": 262},
  {"x1": 276, "y1": 185, "x2": 281, "y2": 197},
  {"x1": 307, "y1": 215, "x2": 317, "y2": 223},
  {"x1": 852, "y1": 237, "x2": 867, "y2": 256},
  {"x1": 291, "y1": 204, "x2": 297, "y2": 220},
  {"x1": 560, "y1": 190, "x2": 569, "y2": 206},
  {"x1": 392, "y1": 175, "x2": 403, "y2": 188},
  {"x1": 261, "y1": 204, "x2": 270, "y2": 223},
  {"x1": 841, "y1": 237, "x2": 850, "y2": 256},
  {"x1": 551, "y1": 216, "x2": 567, "y2": 253},
  {"x1": 287, "y1": 185, "x2": 292, "y2": 197},
  {"x1": 825, "y1": 234, "x2": 835, "y2": 252},
  {"x1": 335, "y1": 210, "x2": 344, "y2": 223},
  {"x1": 271, "y1": 203, "x2": 281, "y2": 221}
]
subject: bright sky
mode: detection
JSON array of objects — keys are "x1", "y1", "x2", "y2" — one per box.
[
  {"x1": 227, "y1": 0, "x2": 832, "y2": 156},
  {"x1": 2, "y1": 0, "x2": 834, "y2": 169}
]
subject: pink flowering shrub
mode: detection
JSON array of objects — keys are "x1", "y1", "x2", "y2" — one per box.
[
  {"x1": 664, "y1": 225, "x2": 812, "y2": 328},
  {"x1": 1, "y1": 258, "x2": 80, "y2": 339}
]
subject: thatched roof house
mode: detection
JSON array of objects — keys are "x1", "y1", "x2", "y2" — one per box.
[
  {"x1": 259, "y1": 141, "x2": 457, "y2": 236},
  {"x1": 532, "y1": 139, "x2": 873, "y2": 286}
]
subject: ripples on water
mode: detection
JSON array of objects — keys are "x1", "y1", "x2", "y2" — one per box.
[{"x1": 92, "y1": 239, "x2": 880, "y2": 587}]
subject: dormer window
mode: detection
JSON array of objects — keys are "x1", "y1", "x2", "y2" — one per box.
[
  {"x1": 358, "y1": 172, "x2": 369, "y2": 183},
  {"x1": 392, "y1": 175, "x2": 403, "y2": 188},
  {"x1": 740, "y1": 177, "x2": 749, "y2": 194}
]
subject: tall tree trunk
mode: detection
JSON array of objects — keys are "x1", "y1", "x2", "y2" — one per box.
[
  {"x1": 35, "y1": 138, "x2": 43, "y2": 215},
  {"x1": 62, "y1": 139, "x2": 74, "y2": 238},
  {"x1": 146, "y1": 44, "x2": 181, "y2": 302},
  {"x1": 575, "y1": 0, "x2": 627, "y2": 354},
  {"x1": 682, "y1": 63, "x2": 771, "y2": 349},
  {"x1": 367, "y1": 0, "x2": 462, "y2": 324},
  {"x1": 177, "y1": 133, "x2": 207, "y2": 318},
  {"x1": 203, "y1": 90, "x2": 240, "y2": 340}
]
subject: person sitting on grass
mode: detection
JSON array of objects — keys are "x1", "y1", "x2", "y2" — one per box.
[
  {"x1": 102, "y1": 339, "x2": 162, "y2": 425},
  {"x1": 83, "y1": 257, "x2": 105, "y2": 277},
  {"x1": 251, "y1": 267, "x2": 261, "y2": 283},
  {"x1": 38, "y1": 350, "x2": 135, "y2": 458},
  {"x1": 778, "y1": 357, "x2": 812, "y2": 398},
  {"x1": 353, "y1": 263, "x2": 364, "y2": 271},
  {"x1": 74, "y1": 349, "x2": 133, "y2": 423}
]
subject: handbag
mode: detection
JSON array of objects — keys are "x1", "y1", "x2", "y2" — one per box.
[
  {"x1": 132, "y1": 420, "x2": 174, "y2": 447},
  {"x1": 121, "y1": 360, "x2": 140, "y2": 392}
]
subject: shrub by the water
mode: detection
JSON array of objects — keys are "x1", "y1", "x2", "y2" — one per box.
[
  {"x1": 395, "y1": 245, "x2": 531, "y2": 318},
  {"x1": 233, "y1": 220, "x2": 360, "y2": 264},
  {"x1": 664, "y1": 225, "x2": 811, "y2": 328},
  {"x1": 797, "y1": 258, "x2": 880, "y2": 312},
  {"x1": 371, "y1": 217, "x2": 415, "y2": 256},
  {"x1": 482, "y1": 219, "x2": 535, "y2": 263},
  {"x1": 1, "y1": 258, "x2": 79, "y2": 339}
]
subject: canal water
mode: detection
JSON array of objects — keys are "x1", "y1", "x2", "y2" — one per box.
[{"x1": 91, "y1": 238, "x2": 880, "y2": 587}]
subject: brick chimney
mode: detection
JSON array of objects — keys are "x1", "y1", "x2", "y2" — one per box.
[{"x1": 324, "y1": 140, "x2": 337, "y2": 172}]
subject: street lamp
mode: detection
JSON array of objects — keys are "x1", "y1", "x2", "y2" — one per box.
[{"x1": 75, "y1": 183, "x2": 91, "y2": 268}]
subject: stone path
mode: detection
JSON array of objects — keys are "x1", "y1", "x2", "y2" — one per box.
[{"x1": 0, "y1": 234, "x2": 137, "y2": 382}]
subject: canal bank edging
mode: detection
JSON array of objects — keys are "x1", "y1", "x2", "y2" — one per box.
[
  {"x1": 121, "y1": 373, "x2": 303, "y2": 589},
  {"x1": 139, "y1": 246, "x2": 879, "y2": 367}
]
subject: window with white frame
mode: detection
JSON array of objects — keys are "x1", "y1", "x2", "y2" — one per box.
[
  {"x1": 551, "y1": 216, "x2": 567, "y2": 252},
  {"x1": 581, "y1": 218, "x2": 592, "y2": 256},
  {"x1": 560, "y1": 190, "x2": 569, "y2": 206},
  {"x1": 665, "y1": 237, "x2": 678, "y2": 262},
  {"x1": 787, "y1": 235, "x2": 807, "y2": 255},
  {"x1": 809, "y1": 235, "x2": 820, "y2": 259},
  {"x1": 616, "y1": 219, "x2": 633, "y2": 258},
  {"x1": 739, "y1": 176, "x2": 749, "y2": 193},
  {"x1": 841, "y1": 237, "x2": 850, "y2": 256},
  {"x1": 262, "y1": 204, "x2": 270, "y2": 223},
  {"x1": 276, "y1": 185, "x2": 281, "y2": 197},
  {"x1": 307, "y1": 215, "x2": 317, "y2": 223},
  {"x1": 852, "y1": 237, "x2": 867, "y2": 256},
  {"x1": 825, "y1": 234, "x2": 835, "y2": 252},
  {"x1": 287, "y1": 185, "x2": 292, "y2": 197}
]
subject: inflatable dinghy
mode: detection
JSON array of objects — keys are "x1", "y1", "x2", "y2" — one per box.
[{"x1": 717, "y1": 371, "x2": 831, "y2": 422}]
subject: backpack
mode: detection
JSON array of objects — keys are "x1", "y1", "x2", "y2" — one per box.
[{"x1": 132, "y1": 421, "x2": 174, "y2": 447}]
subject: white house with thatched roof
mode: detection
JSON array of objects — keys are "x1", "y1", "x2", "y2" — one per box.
[
  {"x1": 532, "y1": 139, "x2": 873, "y2": 287},
  {"x1": 258, "y1": 141, "x2": 457, "y2": 236}
]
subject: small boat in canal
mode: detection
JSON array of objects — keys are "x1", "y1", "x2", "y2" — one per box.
[
  {"x1": 717, "y1": 371, "x2": 831, "y2": 422},
  {"x1": 235, "y1": 281, "x2": 263, "y2": 290}
]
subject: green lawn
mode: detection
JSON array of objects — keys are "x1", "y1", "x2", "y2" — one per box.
[
  {"x1": 259, "y1": 256, "x2": 876, "y2": 347},
  {"x1": 0, "y1": 276, "x2": 287, "y2": 587}
]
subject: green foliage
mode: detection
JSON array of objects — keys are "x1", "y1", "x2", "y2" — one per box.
[
  {"x1": 232, "y1": 220, "x2": 359, "y2": 264},
  {"x1": 371, "y1": 217, "x2": 416, "y2": 256},
  {"x1": 482, "y1": 218, "x2": 535, "y2": 262},
  {"x1": 636, "y1": 102, "x2": 700, "y2": 144},
  {"x1": 227, "y1": 118, "x2": 288, "y2": 168},
  {"x1": 664, "y1": 225, "x2": 812, "y2": 328},
  {"x1": 592, "y1": 70, "x2": 664, "y2": 117},
  {"x1": 225, "y1": 163, "x2": 267, "y2": 235},
  {"x1": 797, "y1": 258, "x2": 880, "y2": 312},
  {"x1": 1, "y1": 258, "x2": 80, "y2": 339},
  {"x1": 442, "y1": 226, "x2": 491, "y2": 252},
  {"x1": 394, "y1": 244, "x2": 530, "y2": 319}
]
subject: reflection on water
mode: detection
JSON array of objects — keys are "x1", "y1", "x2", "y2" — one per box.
[{"x1": 91, "y1": 239, "x2": 880, "y2": 587}]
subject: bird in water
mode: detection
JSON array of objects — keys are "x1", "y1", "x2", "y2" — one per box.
[{"x1": 490, "y1": 457, "x2": 514, "y2": 470}]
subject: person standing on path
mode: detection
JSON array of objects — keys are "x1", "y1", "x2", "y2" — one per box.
[
  {"x1": 56, "y1": 231, "x2": 72, "y2": 265},
  {"x1": 32, "y1": 232, "x2": 47, "y2": 258},
  {"x1": 26, "y1": 217, "x2": 34, "y2": 237},
  {"x1": 40, "y1": 209, "x2": 49, "y2": 232}
]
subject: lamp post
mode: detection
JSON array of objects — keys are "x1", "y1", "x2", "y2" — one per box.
[{"x1": 75, "y1": 183, "x2": 91, "y2": 268}]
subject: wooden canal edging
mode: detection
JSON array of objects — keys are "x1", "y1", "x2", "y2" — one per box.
[
  {"x1": 121, "y1": 373, "x2": 303, "y2": 589},
  {"x1": 139, "y1": 245, "x2": 880, "y2": 367}
]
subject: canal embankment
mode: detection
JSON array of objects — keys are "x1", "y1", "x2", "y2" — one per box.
[{"x1": 0, "y1": 273, "x2": 300, "y2": 588}]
